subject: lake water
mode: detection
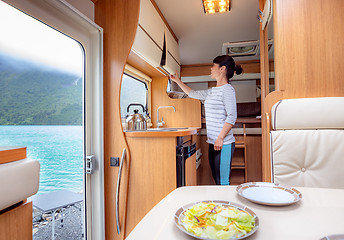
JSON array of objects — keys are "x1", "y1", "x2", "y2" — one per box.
[{"x1": 0, "y1": 125, "x2": 83, "y2": 194}]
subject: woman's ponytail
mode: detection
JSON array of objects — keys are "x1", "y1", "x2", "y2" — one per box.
[{"x1": 235, "y1": 64, "x2": 243, "y2": 75}]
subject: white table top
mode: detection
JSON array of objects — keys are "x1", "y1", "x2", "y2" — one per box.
[{"x1": 126, "y1": 185, "x2": 344, "y2": 240}]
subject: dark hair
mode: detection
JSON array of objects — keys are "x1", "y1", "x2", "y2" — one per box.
[{"x1": 213, "y1": 55, "x2": 243, "y2": 81}]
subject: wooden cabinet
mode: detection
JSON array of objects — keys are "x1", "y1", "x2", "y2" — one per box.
[
  {"x1": 0, "y1": 201, "x2": 32, "y2": 240},
  {"x1": 138, "y1": 0, "x2": 164, "y2": 50},
  {"x1": 131, "y1": 0, "x2": 180, "y2": 74},
  {"x1": 132, "y1": 0, "x2": 164, "y2": 68},
  {"x1": 124, "y1": 129, "x2": 198, "y2": 237},
  {"x1": 162, "y1": 25, "x2": 180, "y2": 76}
]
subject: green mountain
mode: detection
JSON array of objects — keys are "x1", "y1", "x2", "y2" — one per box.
[{"x1": 0, "y1": 52, "x2": 82, "y2": 125}]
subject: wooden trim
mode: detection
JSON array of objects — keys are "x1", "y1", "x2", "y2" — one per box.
[
  {"x1": 0, "y1": 147, "x2": 26, "y2": 165},
  {"x1": 150, "y1": 0, "x2": 179, "y2": 43},
  {"x1": 94, "y1": 0, "x2": 140, "y2": 239},
  {"x1": 261, "y1": 90, "x2": 283, "y2": 182},
  {"x1": 127, "y1": 50, "x2": 165, "y2": 78},
  {"x1": 259, "y1": 0, "x2": 270, "y2": 100},
  {"x1": 180, "y1": 60, "x2": 274, "y2": 77},
  {"x1": 259, "y1": 0, "x2": 270, "y2": 183}
]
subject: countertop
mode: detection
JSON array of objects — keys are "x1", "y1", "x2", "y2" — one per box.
[
  {"x1": 124, "y1": 127, "x2": 200, "y2": 137},
  {"x1": 126, "y1": 185, "x2": 344, "y2": 240}
]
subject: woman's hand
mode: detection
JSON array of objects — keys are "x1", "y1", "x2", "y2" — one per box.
[
  {"x1": 214, "y1": 137, "x2": 224, "y2": 151},
  {"x1": 169, "y1": 72, "x2": 181, "y2": 83},
  {"x1": 168, "y1": 71, "x2": 192, "y2": 94}
]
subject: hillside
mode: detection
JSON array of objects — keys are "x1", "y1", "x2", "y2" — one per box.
[{"x1": 0, "y1": 52, "x2": 82, "y2": 125}]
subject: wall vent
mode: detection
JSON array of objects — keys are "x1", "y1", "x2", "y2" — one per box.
[{"x1": 222, "y1": 40, "x2": 273, "y2": 58}]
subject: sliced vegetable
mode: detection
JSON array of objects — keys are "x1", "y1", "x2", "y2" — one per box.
[{"x1": 181, "y1": 202, "x2": 255, "y2": 239}]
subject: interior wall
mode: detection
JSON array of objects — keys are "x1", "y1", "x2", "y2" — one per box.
[{"x1": 151, "y1": 76, "x2": 201, "y2": 128}]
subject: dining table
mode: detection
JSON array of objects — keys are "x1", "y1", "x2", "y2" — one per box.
[{"x1": 125, "y1": 185, "x2": 344, "y2": 240}]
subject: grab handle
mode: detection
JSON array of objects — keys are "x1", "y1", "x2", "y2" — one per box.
[{"x1": 116, "y1": 148, "x2": 126, "y2": 234}]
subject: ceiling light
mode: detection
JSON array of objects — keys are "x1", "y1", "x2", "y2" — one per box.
[{"x1": 203, "y1": 0, "x2": 231, "y2": 14}]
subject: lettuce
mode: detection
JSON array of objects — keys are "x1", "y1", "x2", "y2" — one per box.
[{"x1": 181, "y1": 202, "x2": 255, "y2": 239}]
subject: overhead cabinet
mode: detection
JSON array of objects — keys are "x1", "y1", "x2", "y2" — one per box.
[
  {"x1": 132, "y1": 0, "x2": 180, "y2": 75},
  {"x1": 162, "y1": 25, "x2": 181, "y2": 76}
]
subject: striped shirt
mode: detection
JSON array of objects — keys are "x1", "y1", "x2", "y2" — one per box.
[{"x1": 188, "y1": 84, "x2": 237, "y2": 144}]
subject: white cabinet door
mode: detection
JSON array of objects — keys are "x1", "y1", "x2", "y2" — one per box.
[
  {"x1": 163, "y1": 26, "x2": 180, "y2": 75},
  {"x1": 165, "y1": 26, "x2": 180, "y2": 65},
  {"x1": 132, "y1": 26, "x2": 163, "y2": 68},
  {"x1": 139, "y1": 0, "x2": 164, "y2": 49}
]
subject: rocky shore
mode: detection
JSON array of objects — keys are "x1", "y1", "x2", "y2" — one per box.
[{"x1": 32, "y1": 203, "x2": 84, "y2": 240}]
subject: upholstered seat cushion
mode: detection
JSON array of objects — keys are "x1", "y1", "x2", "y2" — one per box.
[
  {"x1": 271, "y1": 130, "x2": 344, "y2": 188},
  {"x1": 0, "y1": 158, "x2": 40, "y2": 211}
]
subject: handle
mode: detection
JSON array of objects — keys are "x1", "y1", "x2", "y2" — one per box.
[
  {"x1": 127, "y1": 103, "x2": 145, "y2": 113},
  {"x1": 116, "y1": 148, "x2": 126, "y2": 235}
]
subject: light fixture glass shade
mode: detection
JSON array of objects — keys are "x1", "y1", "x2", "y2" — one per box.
[{"x1": 203, "y1": 0, "x2": 231, "y2": 14}]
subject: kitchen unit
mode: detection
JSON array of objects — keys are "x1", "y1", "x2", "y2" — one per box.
[{"x1": 123, "y1": 128, "x2": 200, "y2": 235}]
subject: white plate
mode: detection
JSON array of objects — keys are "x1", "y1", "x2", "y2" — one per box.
[
  {"x1": 236, "y1": 182, "x2": 302, "y2": 206},
  {"x1": 174, "y1": 200, "x2": 259, "y2": 240},
  {"x1": 320, "y1": 234, "x2": 344, "y2": 240}
]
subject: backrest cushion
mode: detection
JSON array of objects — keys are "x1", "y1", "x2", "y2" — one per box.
[
  {"x1": 271, "y1": 97, "x2": 344, "y2": 130},
  {"x1": 271, "y1": 129, "x2": 344, "y2": 188}
]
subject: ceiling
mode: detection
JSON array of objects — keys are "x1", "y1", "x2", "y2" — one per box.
[{"x1": 154, "y1": 0, "x2": 274, "y2": 65}]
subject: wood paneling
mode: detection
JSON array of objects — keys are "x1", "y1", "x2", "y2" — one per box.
[
  {"x1": 185, "y1": 154, "x2": 197, "y2": 186},
  {"x1": 262, "y1": 0, "x2": 344, "y2": 181},
  {"x1": 125, "y1": 136, "x2": 177, "y2": 235},
  {"x1": 180, "y1": 60, "x2": 274, "y2": 77},
  {"x1": 274, "y1": 0, "x2": 344, "y2": 97},
  {"x1": 0, "y1": 201, "x2": 32, "y2": 240},
  {"x1": 0, "y1": 147, "x2": 26, "y2": 164},
  {"x1": 151, "y1": 76, "x2": 201, "y2": 128},
  {"x1": 246, "y1": 135, "x2": 262, "y2": 182},
  {"x1": 94, "y1": 0, "x2": 140, "y2": 239},
  {"x1": 197, "y1": 135, "x2": 215, "y2": 185}
]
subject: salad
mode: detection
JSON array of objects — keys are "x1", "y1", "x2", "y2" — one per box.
[{"x1": 181, "y1": 202, "x2": 255, "y2": 239}]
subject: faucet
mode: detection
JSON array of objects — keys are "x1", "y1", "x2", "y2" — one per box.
[{"x1": 157, "y1": 106, "x2": 176, "y2": 128}]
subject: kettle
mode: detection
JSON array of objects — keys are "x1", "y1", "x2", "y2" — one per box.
[{"x1": 126, "y1": 107, "x2": 147, "y2": 131}]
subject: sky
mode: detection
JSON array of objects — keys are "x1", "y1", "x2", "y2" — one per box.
[{"x1": 0, "y1": 1, "x2": 83, "y2": 75}]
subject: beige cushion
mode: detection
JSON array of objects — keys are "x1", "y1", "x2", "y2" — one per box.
[
  {"x1": 0, "y1": 158, "x2": 40, "y2": 211},
  {"x1": 271, "y1": 130, "x2": 344, "y2": 189},
  {"x1": 271, "y1": 97, "x2": 344, "y2": 130}
]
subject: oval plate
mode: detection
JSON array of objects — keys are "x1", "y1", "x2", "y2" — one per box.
[
  {"x1": 320, "y1": 234, "x2": 344, "y2": 240},
  {"x1": 236, "y1": 182, "x2": 302, "y2": 206},
  {"x1": 174, "y1": 200, "x2": 259, "y2": 240}
]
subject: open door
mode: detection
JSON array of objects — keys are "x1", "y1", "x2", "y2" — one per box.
[{"x1": 1, "y1": 0, "x2": 104, "y2": 239}]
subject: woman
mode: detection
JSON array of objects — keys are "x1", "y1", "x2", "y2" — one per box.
[{"x1": 170, "y1": 55, "x2": 242, "y2": 185}]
